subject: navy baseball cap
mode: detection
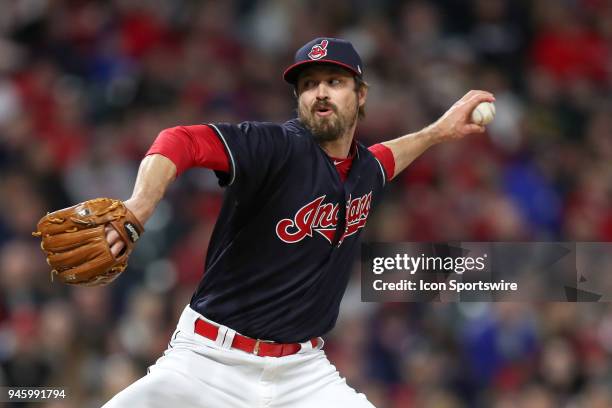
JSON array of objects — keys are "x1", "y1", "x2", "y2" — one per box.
[{"x1": 283, "y1": 37, "x2": 364, "y2": 85}]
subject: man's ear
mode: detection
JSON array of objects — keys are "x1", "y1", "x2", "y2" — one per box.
[{"x1": 358, "y1": 84, "x2": 368, "y2": 108}]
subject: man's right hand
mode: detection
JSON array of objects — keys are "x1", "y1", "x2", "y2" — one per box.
[{"x1": 428, "y1": 90, "x2": 496, "y2": 143}]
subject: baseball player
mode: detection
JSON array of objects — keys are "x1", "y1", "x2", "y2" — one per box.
[{"x1": 100, "y1": 37, "x2": 494, "y2": 407}]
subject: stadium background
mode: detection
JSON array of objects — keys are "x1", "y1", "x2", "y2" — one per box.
[{"x1": 1, "y1": 0, "x2": 611, "y2": 406}]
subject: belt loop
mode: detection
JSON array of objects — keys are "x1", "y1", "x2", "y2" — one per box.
[
  {"x1": 297, "y1": 339, "x2": 313, "y2": 354},
  {"x1": 215, "y1": 326, "x2": 229, "y2": 348},
  {"x1": 222, "y1": 328, "x2": 236, "y2": 349},
  {"x1": 316, "y1": 337, "x2": 324, "y2": 350}
]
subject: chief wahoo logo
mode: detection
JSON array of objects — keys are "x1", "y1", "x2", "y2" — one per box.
[{"x1": 308, "y1": 39, "x2": 328, "y2": 60}]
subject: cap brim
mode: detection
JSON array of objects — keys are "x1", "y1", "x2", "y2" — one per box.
[{"x1": 283, "y1": 59, "x2": 361, "y2": 84}]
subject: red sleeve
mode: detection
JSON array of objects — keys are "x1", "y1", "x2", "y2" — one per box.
[
  {"x1": 146, "y1": 125, "x2": 230, "y2": 176},
  {"x1": 368, "y1": 143, "x2": 395, "y2": 181}
]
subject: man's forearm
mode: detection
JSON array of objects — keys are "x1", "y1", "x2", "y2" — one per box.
[
  {"x1": 126, "y1": 154, "x2": 177, "y2": 224},
  {"x1": 381, "y1": 125, "x2": 440, "y2": 179}
]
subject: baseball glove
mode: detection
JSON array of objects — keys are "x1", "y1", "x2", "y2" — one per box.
[{"x1": 32, "y1": 198, "x2": 144, "y2": 286}]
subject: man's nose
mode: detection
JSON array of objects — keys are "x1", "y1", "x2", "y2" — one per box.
[{"x1": 315, "y1": 83, "x2": 330, "y2": 99}]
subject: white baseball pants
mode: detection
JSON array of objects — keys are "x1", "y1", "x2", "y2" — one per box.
[{"x1": 102, "y1": 305, "x2": 374, "y2": 408}]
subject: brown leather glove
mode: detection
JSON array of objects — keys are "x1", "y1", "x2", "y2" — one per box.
[{"x1": 33, "y1": 198, "x2": 144, "y2": 286}]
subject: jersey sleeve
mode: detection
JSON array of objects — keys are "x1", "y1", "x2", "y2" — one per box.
[
  {"x1": 146, "y1": 125, "x2": 230, "y2": 177},
  {"x1": 368, "y1": 143, "x2": 395, "y2": 182},
  {"x1": 207, "y1": 122, "x2": 292, "y2": 188}
]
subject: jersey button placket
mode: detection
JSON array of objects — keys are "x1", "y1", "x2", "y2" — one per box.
[{"x1": 331, "y1": 187, "x2": 349, "y2": 247}]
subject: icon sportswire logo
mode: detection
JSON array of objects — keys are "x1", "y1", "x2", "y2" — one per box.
[{"x1": 276, "y1": 192, "x2": 372, "y2": 245}]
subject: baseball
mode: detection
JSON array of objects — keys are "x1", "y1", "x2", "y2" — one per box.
[{"x1": 471, "y1": 102, "x2": 496, "y2": 126}]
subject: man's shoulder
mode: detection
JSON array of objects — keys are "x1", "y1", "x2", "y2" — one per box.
[
  {"x1": 355, "y1": 141, "x2": 377, "y2": 161},
  {"x1": 280, "y1": 118, "x2": 309, "y2": 135},
  {"x1": 227, "y1": 119, "x2": 308, "y2": 138}
]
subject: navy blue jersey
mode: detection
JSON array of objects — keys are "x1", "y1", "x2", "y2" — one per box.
[{"x1": 190, "y1": 119, "x2": 387, "y2": 343}]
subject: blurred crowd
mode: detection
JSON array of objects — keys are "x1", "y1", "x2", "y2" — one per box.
[{"x1": 0, "y1": 0, "x2": 611, "y2": 407}]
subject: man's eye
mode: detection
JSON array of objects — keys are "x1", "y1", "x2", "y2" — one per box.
[
  {"x1": 304, "y1": 80, "x2": 316, "y2": 88},
  {"x1": 329, "y1": 79, "x2": 341, "y2": 86}
]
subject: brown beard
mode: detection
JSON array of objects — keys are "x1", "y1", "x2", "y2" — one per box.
[{"x1": 298, "y1": 98, "x2": 358, "y2": 143}]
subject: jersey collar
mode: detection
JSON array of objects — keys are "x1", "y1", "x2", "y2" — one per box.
[{"x1": 327, "y1": 139, "x2": 358, "y2": 163}]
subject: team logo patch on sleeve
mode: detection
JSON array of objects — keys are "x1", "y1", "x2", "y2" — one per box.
[
  {"x1": 308, "y1": 39, "x2": 328, "y2": 60},
  {"x1": 276, "y1": 192, "x2": 372, "y2": 245}
]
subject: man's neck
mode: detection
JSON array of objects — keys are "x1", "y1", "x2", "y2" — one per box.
[{"x1": 319, "y1": 125, "x2": 356, "y2": 159}]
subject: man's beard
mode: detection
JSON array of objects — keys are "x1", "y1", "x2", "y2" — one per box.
[{"x1": 298, "y1": 98, "x2": 358, "y2": 143}]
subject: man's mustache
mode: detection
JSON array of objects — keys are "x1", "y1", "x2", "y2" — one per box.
[{"x1": 311, "y1": 101, "x2": 337, "y2": 114}]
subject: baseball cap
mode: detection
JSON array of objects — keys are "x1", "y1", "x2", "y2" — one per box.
[{"x1": 283, "y1": 37, "x2": 364, "y2": 85}]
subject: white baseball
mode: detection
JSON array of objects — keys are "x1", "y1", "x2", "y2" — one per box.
[{"x1": 471, "y1": 102, "x2": 496, "y2": 126}]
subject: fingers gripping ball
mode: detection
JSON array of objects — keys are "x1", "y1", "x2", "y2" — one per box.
[
  {"x1": 32, "y1": 198, "x2": 144, "y2": 286},
  {"x1": 471, "y1": 102, "x2": 496, "y2": 126}
]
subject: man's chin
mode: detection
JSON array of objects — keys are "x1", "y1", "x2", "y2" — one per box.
[
  {"x1": 311, "y1": 126, "x2": 342, "y2": 142},
  {"x1": 311, "y1": 113, "x2": 333, "y2": 123},
  {"x1": 299, "y1": 114, "x2": 343, "y2": 141}
]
